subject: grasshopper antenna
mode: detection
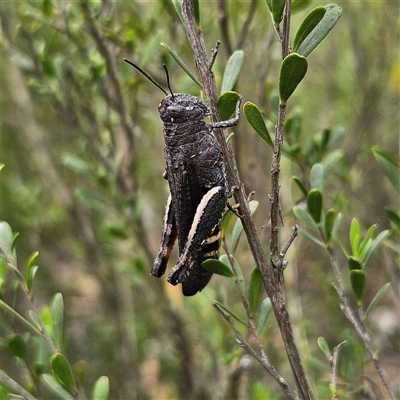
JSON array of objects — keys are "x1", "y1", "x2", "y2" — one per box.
[
  {"x1": 124, "y1": 59, "x2": 168, "y2": 96},
  {"x1": 163, "y1": 64, "x2": 175, "y2": 99}
]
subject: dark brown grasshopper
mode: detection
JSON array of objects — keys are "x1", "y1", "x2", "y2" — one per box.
[{"x1": 125, "y1": 60, "x2": 241, "y2": 295}]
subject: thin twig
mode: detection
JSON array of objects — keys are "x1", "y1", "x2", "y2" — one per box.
[
  {"x1": 0, "y1": 370, "x2": 37, "y2": 400},
  {"x1": 214, "y1": 303, "x2": 299, "y2": 400},
  {"x1": 208, "y1": 40, "x2": 221, "y2": 71},
  {"x1": 329, "y1": 253, "x2": 395, "y2": 400},
  {"x1": 331, "y1": 340, "x2": 346, "y2": 392},
  {"x1": 281, "y1": 225, "x2": 298, "y2": 258}
]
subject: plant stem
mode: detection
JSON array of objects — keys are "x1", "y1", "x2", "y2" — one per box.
[
  {"x1": 329, "y1": 252, "x2": 395, "y2": 399},
  {"x1": 0, "y1": 370, "x2": 37, "y2": 400}
]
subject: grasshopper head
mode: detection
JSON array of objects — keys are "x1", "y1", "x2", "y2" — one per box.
[{"x1": 159, "y1": 94, "x2": 208, "y2": 124}]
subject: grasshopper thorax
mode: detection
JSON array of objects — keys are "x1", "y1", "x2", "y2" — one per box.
[{"x1": 159, "y1": 94, "x2": 208, "y2": 124}]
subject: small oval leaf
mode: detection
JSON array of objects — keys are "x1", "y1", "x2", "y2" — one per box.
[
  {"x1": 201, "y1": 259, "x2": 234, "y2": 278},
  {"x1": 248, "y1": 267, "x2": 263, "y2": 317},
  {"x1": 41, "y1": 374, "x2": 75, "y2": 400},
  {"x1": 257, "y1": 297, "x2": 272, "y2": 336},
  {"x1": 221, "y1": 210, "x2": 235, "y2": 238},
  {"x1": 317, "y1": 336, "x2": 332, "y2": 360},
  {"x1": 7, "y1": 334, "x2": 27, "y2": 359},
  {"x1": 51, "y1": 353, "x2": 78, "y2": 396},
  {"x1": 221, "y1": 50, "x2": 244, "y2": 93},
  {"x1": 293, "y1": 6, "x2": 326, "y2": 51},
  {"x1": 51, "y1": 293, "x2": 64, "y2": 350},
  {"x1": 0, "y1": 221, "x2": 14, "y2": 263},
  {"x1": 324, "y1": 208, "x2": 336, "y2": 244},
  {"x1": 349, "y1": 218, "x2": 361, "y2": 255},
  {"x1": 172, "y1": 0, "x2": 184, "y2": 26},
  {"x1": 384, "y1": 206, "x2": 400, "y2": 228},
  {"x1": 279, "y1": 53, "x2": 308, "y2": 104},
  {"x1": 350, "y1": 269, "x2": 365, "y2": 305},
  {"x1": 243, "y1": 102, "x2": 274, "y2": 149},
  {"x1": 292, "y1": 176, "x2": 308, "y2": 197},
  {"x1": 266, "y1": 0, "x2": 286, "y2": 26},
  {"x1": 348, "y1": 256, "x2": 362, "y2": 271},
  {"x1": 218, "y1": 91, "x2": 240, "y2": 121},
  {"x1": 220, "y1": 254, "x2": 246, "y2": 295},
  {"x1": 372, "y1": 145, "x2": 400, "y2": 193},
  {"x1": 231, "y1": 200, "x2": 259, "y2": 253},
  {"x1": 306, "y1": 188, "x2": 323, "y2": 224},
  {"x1": 296, "y1": 4, "x2": 342, "y2": 57},
  {"x1": 310, "y1": 163, "x2": 324, "y2": 191},
  {"x1": 293, "y1": 205, "x2": 318, "y2": 231},
  {"x1": 92, "y1": 376, "x2": 109, "y2": 400}
]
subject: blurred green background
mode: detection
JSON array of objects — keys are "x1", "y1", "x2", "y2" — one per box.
[{"x1": 1, "y1": 1, "x2": 399, "y2": 399}]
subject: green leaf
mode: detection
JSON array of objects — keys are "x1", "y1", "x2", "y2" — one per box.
[
  {"x1": 217, "y1": 91, "x2": 240, "y2": 121},
  {"x1": 41, "y1": 374, "x2": 75, "y2": 400},
  {"x1": 266, "y1": 0, "x2": 286, "y2": 26},
  {"x1": 6, "y1": 334, "x2": 27, "y2": 359},
  {"x1": 317, "y1": 336, "x2": 332, "y2": 360},
  {"x1": 350, "y1": 269, "x2": 365, "y2": 305},
  {"x1": 292, "y1": 176, "x2": 308, "y2": 197},
  {"x1": 193, "y1": 0, "x2": 200, "y2": 25},
  {"x1": 347, "y1": 256, "x2": 362, "y2": 271},
  {"x1": 221, "y1": 50, "x2": 244, "y2": 93},
  {"x1": 105, "y1": 222, "x2": 129, "y2": 240},
  {"x1": 365, "y1": 283, "x2": 391, "y2": 319},
  {"x1": 51, "y1": 293, "x2": 64, "y2": 350},
  {"x1": 61, "y1": 153, "x2": 91, "y2": 175},
  {"x1": 231, "y1": 200, "x2": 259, "y2": 253},
  {"x1": 10, "y1": 232, "x2": 19, "y2": 255},
  {"x1": 324, "y1": 208, "x2": 336, "y2": 244},
  {"x1": 279, "y1": 53, "x2": 308, "y2": 104},
  {"x1": 26, "y1": 251, "x2": 39, "y2": 296},
  {"x1": 358, "y1": 224, "x2": 376, "y2": 257},
  {"x1": 213, "y1": 300, "x2": 248, "y2": 327},
  {"x1": 171, "y1": 0, "x2": 184, "y2": 26},
  {"x1": 293, "y1": 206, "x2": 318, "y2": 231},
  {"x1": 243, "y1": 102, "x2": 274, "y2": 149},
  {"x1": 293, "y1": 7, "x2": 326, "y2": 51},
  {"x1": 160, "y1": 42, "x2": 202, "y2": 88},
  {"x1": 248, "y1": 267, "x2": 263, "y2": 317},
  {"x1": 51, "y1": 353, "x2": 78, "y2": 396},
  {"x1": 297, "y1": 227, "x2": 325, "y2": 248},
  {"x1": 385, "y1": 206, "x2": 400, "y2": 229},
  {"x1": 362, "y1": 230, "x2": 390, "y2": 265},
  {"x1": 349, "y1": 218, "x2": 361, "y2": 256},
  {"x1": 0, "y1": 221, "x2": 14, "y2": 263},
  {"x1": 372, "y1": 146, "x2": 400, "y2": 193},
  {"x1": 73, "y1": 187, "x2": 107, "y2": 210},
  {"x1": 221, "y1": 210, "x2": 235, "y2": 238},
  {"x1": 295, "y1": 4, "x2": 342, "y2": 57},
  {"x1": 257, "y1": 297, "x2": 272, "y2": 336},
  {"x1": 284, "y1": 107, "x2": 302, "y2": 143},
  {"x1": 220, "y1": 254, "x2": 246, "y2": 295},
  {"x1": 0, "y1": 386, "x2": 9, "y2": 400},
  {"x1": 201, "y1": 259, "x2": 234, "y2": 278},
  {"x1": 310, "y1": 163, "x2": 324, "y2": 191},
  {"x1": 306, "y1": 188, "x2": 323, "y2": 224},
  {"x1": 92, "y1": 376, "x2": 109, "y2": 400}
]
